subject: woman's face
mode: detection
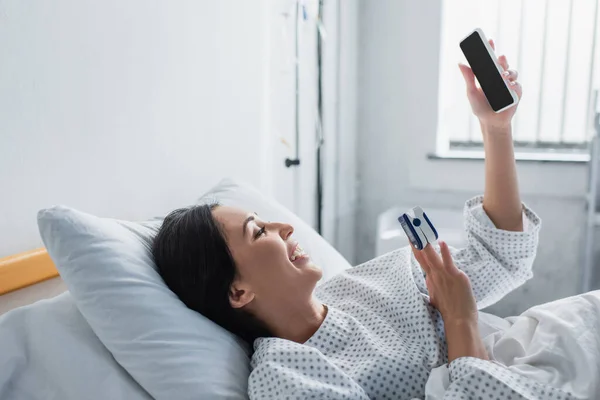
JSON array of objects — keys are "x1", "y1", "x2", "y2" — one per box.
[{"x1": 212, "y1": 206, "x2": 323, "y2": 311}]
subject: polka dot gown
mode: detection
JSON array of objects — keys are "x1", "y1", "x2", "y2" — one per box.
[{"x1": 249, "y1": 196, "x2": 574, "y2": 399}]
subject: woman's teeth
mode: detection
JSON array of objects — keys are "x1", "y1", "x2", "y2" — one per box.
[{"x1": 290, "y1": 246, "x2": 307, "y2": 261}]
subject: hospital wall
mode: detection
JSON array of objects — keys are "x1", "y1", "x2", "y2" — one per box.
[
  {"x1": 0, "y1": 0, "x2": 321, "y2": 258},
  {"x1": 355, "y1": 0, "x2": 596, "y2": 316}
]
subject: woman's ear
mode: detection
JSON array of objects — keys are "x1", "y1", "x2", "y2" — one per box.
[{"x1": 229, "y1": 280, "x2": 255, "y2": 309}]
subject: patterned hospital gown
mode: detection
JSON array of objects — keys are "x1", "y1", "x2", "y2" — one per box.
[{"x1": 248, "y1": 196, "x2": 575, "y2": 399}]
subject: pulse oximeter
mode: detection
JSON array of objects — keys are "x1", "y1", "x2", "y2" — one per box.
[{"x1": 398, "y1": 206, "x2": 439, "y2": 250}]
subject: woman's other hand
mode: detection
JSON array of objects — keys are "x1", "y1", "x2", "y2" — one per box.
[
  {"x1": 458, "y1": 39, "x2": 522, "y2": 129},
  {"x1": 412, "y1": 241, "x2": 477, "y2": 324},
  {"x1": 412, "y1": 241, "x2": 488, "y2": 362}
]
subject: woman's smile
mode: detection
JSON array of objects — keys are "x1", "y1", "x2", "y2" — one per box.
[{"x1": 289, "y1": 243, "x2": 310, "y2": 263}]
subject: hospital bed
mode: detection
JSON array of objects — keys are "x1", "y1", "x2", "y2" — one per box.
[
  {"x1": 0, "y1": 250, "x2": 156, "y2": 399},
  {"x1": 0, "y1": 179, "x2": 352, "y2": 400}
]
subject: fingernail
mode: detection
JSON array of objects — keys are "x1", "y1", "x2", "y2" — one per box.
[
  {"x1": 502, "y1": 71, "x2": 509, "y2": 77},
  {"x1": 510, "y1": 81, "x2": 517, "y2": 86}
]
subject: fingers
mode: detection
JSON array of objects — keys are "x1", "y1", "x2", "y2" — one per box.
[
  {"x1": 488, "y1": 38, "x2": 509, "y2": 70},
  {"x1": 501, "y1": 69, "x2": 518, "y2": 81},
  {"x1": 416, "y1": 242, "x2": 460, "y2": 277},
  {"x1": 411, "y1": 245, "x2": 431, "y2": 275},
  {"x1": 458, "y1": 63, "x2": 476, "y2": 93},
  {"x1": 422, "y1": 243, "x2": 438, "y2": 262},
  {"x1": 422, "y1": 244, "x2": 445, "y2": 272},
  {"x1": 509, "y1": 81, "x2": 522, "y2": 99},
  {"x1": 439, "y1": 241, "x2": 458, "y2": 274},
  {"x1": 500, "y1": 68, "x2": 522, "y2": 99},
  {"x1": 498, "y1": 55, "x2": 509, "y2": 71}
]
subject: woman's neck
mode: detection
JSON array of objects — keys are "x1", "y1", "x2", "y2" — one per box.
[{"x1": 263, "y1": 297, "x2": 328, "y2": 344}]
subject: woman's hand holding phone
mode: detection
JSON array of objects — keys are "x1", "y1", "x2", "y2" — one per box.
[
  {"x1": 458, "y1": 39, "x2": 522, "y2": 130},
  {"x1": 459, "y1": 36, "x2": 525, "y2": 233}
]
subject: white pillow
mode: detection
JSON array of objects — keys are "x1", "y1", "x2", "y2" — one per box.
[{"x1": 37, "y1": 178, "x2": 350, "y2": 400}]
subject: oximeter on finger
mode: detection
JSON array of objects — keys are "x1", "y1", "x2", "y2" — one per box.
[{"x1": 398, "y1": 206, "x2": 438, "y2": 250}]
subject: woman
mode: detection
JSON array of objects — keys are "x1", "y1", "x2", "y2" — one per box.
[{"x1": 153, "y1": 41, "x2": 598, "y2": 399}]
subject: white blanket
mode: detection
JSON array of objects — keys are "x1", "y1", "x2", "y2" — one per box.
[
  {"x1": 426, "y1": 292, "x2": 600, "y2": 399},
  {"x1": 0, "y1": 292, "x2": 151, "y2": 400},
  {"x1": 485, "y1": 291, "x2": 600, "y2": 398}
]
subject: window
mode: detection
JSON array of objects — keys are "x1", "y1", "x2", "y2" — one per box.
[{"x1": 437, "y1": 0, "x2": 599, "y2": 158}]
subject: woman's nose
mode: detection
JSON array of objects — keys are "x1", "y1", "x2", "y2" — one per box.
[{"x1": 277, "y1": 222, "x2": 294, "y2": 240}]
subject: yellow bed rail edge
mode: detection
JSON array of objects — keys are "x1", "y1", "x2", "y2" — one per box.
[{"x1": 0, "y1": 248, "x2": 59, "y2": 295}]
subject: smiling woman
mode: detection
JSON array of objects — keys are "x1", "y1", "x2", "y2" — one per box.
[
  {"x1": 211, "y1": 206, "x2": 326, "y2": 344},
  {"x1": 152, "y1": 203, "x2": 326, "y2": 345},
  {"x1": 152, "y1": 203, "x2": 270, "y2": 344}
]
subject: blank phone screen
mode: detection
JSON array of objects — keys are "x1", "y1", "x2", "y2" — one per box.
[{"x1": 460, "y1": 31, "x2": 514, "y2": 112}]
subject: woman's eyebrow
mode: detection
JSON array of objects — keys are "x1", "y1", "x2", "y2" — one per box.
[{"x1": 242, "y1": 213, "x2": 259, "y2": 237}]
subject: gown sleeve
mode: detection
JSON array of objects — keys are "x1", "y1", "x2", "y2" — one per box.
[
  {"x1": 411, "y1": 195, "x2": 541, "y2": 309},
  {"x1": 441, "y1": 357, "x2": 575, "y2": 399}
]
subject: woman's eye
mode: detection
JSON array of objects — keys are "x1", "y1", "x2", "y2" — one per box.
[{"x1": 254, "y1": 226, "x2": 266, "y2": 239}]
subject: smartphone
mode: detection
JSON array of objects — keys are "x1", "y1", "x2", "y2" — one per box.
[{"x1": 459, "y1": 28, "x2": 519, "y2": 113}]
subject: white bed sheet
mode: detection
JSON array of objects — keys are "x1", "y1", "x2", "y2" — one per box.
[
  {"x1": 0, "y1": 292, "x2": 151, "y2": 400},
  {"x1": 0, "y1": 277, "x2": 67, "y2": 316},
  {"x1": 426, "y1": 291, "x2": 600, "y2": 399}
]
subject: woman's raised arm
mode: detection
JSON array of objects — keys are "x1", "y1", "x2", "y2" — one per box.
[{"x1": 458, "y1": 38, "x2": 523, "y2": 232}]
